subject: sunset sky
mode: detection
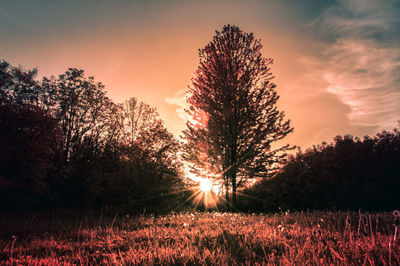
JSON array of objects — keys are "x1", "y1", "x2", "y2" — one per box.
[{"x1": 1, "y1": 0, "x2": 399, "y2": 149}]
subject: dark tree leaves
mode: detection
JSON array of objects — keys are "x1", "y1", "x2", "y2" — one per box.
[
  {"x1": 41, "y1": 68, "x2": 118, "y2": 161},
  {"x1": 0, "y1": 103, "x2": 63, "y2": 207}
]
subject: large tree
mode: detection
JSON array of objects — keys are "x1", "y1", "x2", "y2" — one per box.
[
  {"x1": 41, "y1": 68, "x2": 118, "y2": 161},
  {"x1": 182, "y1": 25, "x2": 293, "y2": 206}
]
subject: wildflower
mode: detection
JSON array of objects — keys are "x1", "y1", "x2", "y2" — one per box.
[{"x1": 392, "y1": 210, "x2": 400, "y2": 217}]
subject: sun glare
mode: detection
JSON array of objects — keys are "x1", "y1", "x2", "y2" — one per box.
[
  {"x1": 185, "y1": 168, "x2": 220, "y2": 209},
  {"x1": 199, "y1": 178, "x2": 212, "y2": 193}
]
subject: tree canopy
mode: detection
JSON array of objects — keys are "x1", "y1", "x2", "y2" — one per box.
[
  {"x1": 243, "y1": 130, "x2": 400, "y2": 211},
  {"x1": 0, "y1": 61, "x2": 185, "y2": 211}
]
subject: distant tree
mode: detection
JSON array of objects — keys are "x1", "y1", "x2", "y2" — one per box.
[
  {"x1": 121, "y1": 97, "x2": 180, "y2": 174},
  {"x1": 245, "y1": 129, "x2": 400, "y2": 211},
  {"x1": 119, "y1": 97, "x2": 184, "y2": 210},
  {"x1": 182, "y1": 25, "x2": 293, "y2": 206},
  {"x1": 123, "y1": 97, "x2": 160, "y2": 141}
]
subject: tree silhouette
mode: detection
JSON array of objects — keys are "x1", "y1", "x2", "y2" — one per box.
[
  {"x1": 120, "y1": 97, "x2": 183, "y2": 210},
  {"x1": 0, "y1": 103, "x2": 62, "y2": 207},
  {"x1": 244, "y1": 129, "x2": 400, "y2": 211},
  {"x1": 121, "y1": 97, "x2": 181, "y2": 181},
  {"x1": 0, "y1": 60, "x2": 186, "y2": 210},
  {"x1": 123, "y1": 97, "x2": 160, "y2": 141},
  {"x1": 0, "y1": 61, "x2": 63, "y2": 207},
  {"x1": 41, "y1": 68, "x2": 117, "y2": 161},
  {"x1": 0, "y1": 60, "x2": 40, "y2": 105},
  {"x1": 182, "y1": 25, "x2": 293, "y2": 206}
]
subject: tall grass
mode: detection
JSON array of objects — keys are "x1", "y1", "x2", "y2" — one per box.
[{"x1": 0, "y1": 211, "x2": 399, "y2": 265}]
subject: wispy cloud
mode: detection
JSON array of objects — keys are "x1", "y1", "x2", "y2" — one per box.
[
  {"x1": 311, "y1": 0, "x2": 400, "y2": 131},
  {"x1": 165, "y1": 90, "x2": 189, "y2": 124},
  {"x1": 323, "y1": 39, "x2": 400, "y2": 129}
]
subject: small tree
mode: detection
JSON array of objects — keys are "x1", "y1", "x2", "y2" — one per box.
[{"x1": 182, "y1": 25, "x2": 293, "y2": 206}]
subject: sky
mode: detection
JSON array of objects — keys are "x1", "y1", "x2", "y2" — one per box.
[{"x1": 1, "y1": 0, "x2": 399, "y2": 149}]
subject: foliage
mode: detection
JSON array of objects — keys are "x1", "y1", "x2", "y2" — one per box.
[
  {"x1": 0, "y1": 61, "x2": 64, "y2": 207},
  {"x1": 182, "y1": 25, "x2": 293, "y2": 206},
  {"x1": 0, "y1": 61, "x2": 40, "y2": 105},
  {"x1": 0, "y1": 61, "x2": 185, "y2": 211},
  {"x1": 41, "y1": 68, "x2": 119, "y2": 161},
  {"x1": 0, "y1": 211, "x2": 398, "y2": 265},
  {"x1": 82, "y1": 106, "x2": 185, "y2": 212},
  {"x1": 0, "y1": 103, "x2": 63, "y2": 207},
  {"x1": 243, "y1": 130, "x2": 400, "y2": 211}
]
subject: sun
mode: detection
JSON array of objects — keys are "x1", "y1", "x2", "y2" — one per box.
[{"x1": 199, "y1": 178, "x2": 212, "y2": 193}]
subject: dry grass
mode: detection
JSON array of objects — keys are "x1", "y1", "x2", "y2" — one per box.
[{"x1": 0, "y1": 211, "x2": 399, "y2": 265}]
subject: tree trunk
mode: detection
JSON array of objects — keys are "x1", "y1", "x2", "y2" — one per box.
[
  {"x1": 224, "y1": 175, "x2": 230, "y2": 206},
  {"x1": 232, "y1": 172, "x2": 237, "y2": 207},
  {"x1": 231, "y1": 130, "x2": 238, "y2": 207}
]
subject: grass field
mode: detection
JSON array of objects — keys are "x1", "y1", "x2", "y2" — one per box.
[{"x1": 0, "y1": 210, "x2": 399, "y2": 265}]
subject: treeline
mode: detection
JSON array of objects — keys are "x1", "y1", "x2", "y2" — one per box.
[
  {"x1": 242, "y1": 131, "x2": 400, "y2": 211},
  {"x1": 2, "y1": 59, "x2": 400, "y2": 213},
  {"x1": 0, "y1": 61, "x2": 186, "y2": 212}
]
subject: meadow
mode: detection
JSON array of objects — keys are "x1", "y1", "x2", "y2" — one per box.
[{"x1": 0, "y1": 211, "x2": 399, "y2": 265}]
